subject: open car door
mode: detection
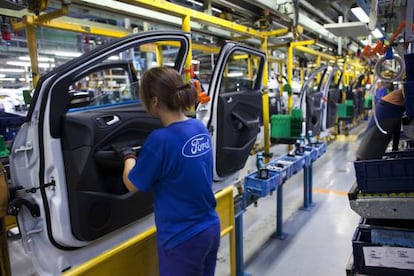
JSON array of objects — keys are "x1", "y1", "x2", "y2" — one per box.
[
  {"x1": 322, "y1": 67, "x2": 342, "y2": 130},
  {"x1": 297, "y1": 66, "x2": 328, "y2": 136},
  {"x1": 9, "y1": 31, "x2": 190, "y2": 275},
  {"x1": 197, "y1": 42, "x2": 265, "y2": 181}
]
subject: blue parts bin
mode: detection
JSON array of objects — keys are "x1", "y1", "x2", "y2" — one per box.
[
  {"x1": 267, "y1": 161, "x2": 291, "y2": 183},
  {"x1": 244, "y1": 170, "x2": 281, "y2": 198},
  {"x1": 354, "y1": 157, "x2": 414, "y2": 193},
  {"x1": 0, "y1": 111, "x2": 25, "y2": 141},
  {"x1": 352, "y1": 218, "x2": 414, "y2": 276}
]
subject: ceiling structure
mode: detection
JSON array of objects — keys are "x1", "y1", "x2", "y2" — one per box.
[{"x1": 0, "y1": 0, "x2": 409, "y2": 87}]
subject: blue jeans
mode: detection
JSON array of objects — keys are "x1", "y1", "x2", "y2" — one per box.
[{"x1": 157, "y1": 222, "x2": 221, "y2": 276}]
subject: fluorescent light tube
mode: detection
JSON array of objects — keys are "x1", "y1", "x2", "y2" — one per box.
[
  {"x1": 54, "y1": 51, "x2": 82, "y2": 57},
  {"x1": 371, "y1": 28, "x2": 383, "y2": 38},
  {"x1": 18, "y1": 56, "x2": 55, "y2": 62},
  {"x1": 351, "y1": 7, "x2": 370, "y2": 23},
  {"x1": 0, "y1": 68, "x2": 25, "y2": 73},
  {"x1": 6, "y1": 61, "x2": 52, "y2": 68}
]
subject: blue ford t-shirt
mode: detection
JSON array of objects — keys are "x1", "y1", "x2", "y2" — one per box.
[{"x1": 128, "y1": 118, "x2": 220, "y2": 250}]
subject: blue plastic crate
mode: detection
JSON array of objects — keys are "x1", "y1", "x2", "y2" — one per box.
[
  {"x1": 302, "y1": 151, "x2": 312, "y2": 167},
  {"x1": 269, "y1": 158, "x2": 294, "y2": 180},
  {"x1": 267, "y1": 161, "x2": 290, "y2": 183},
  {"x1": 244, "y1": 170, "x2": 281, "y2": 197},
  {"x1": 0, "y1": 112, "x2": 25, "y2": 141},
  {"x1": 304, "y1": 146, "x2": 318, "y2": 161},
  {"x1": 280, "y1": 155, "x2": 304, "y2": 174},
  {"x1": 352, "y1": 226, "x2": 414, "y2": 275},
  {"x1": 315, "y1": 142, "x2": 327, "y2": 157},
  {"x1": 354, "y1": 157, "x2": 414, "y2": 193}
]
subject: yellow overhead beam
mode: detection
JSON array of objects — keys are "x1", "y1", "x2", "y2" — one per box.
[
  {"x1": 261, "y1": 28, "x2": 289, "y2": 37},
  {"x1": 291, "y1": 39, "x2": 315, "y2": 48},
  {"x1": 295, "y1": 45, "x2": 336, "y2": 61},
  {"x1": 121, "y1": 0, "x2": 263, "y2": 38},
  {"x1": 13, "y1": 15, "x2": 131, "y2": 37}
]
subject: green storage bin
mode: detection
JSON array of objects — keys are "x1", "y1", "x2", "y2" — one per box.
[
  {"x1": 271, "y1": 114, "x2": 291, "y2": 138},
  {"x1": 291, "y1": 108, "x2": 302, "y2": 118},
  {"x1": 290, "y1": 117, "x2": 302, "y2": 137},
  {"x1": 337, "y1": 103, "x2": 347, "y2": 117},
  {"x1": 364, "y1": 96, "x2": 372, "y2": 109},
  {"x1": 0, "y1": 135, "x2": 9, "y2": 157}
]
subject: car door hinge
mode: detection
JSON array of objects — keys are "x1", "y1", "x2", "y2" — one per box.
[{"x1": 25, "y1": 179, "x2": 56, "y2": 194}]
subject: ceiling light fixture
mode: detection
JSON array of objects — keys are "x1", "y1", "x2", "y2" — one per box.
[
  {"x1": 0, "y1": 78, "x2": 16, "y2": 81},
  {"x1": 351, "y1": 6, "x2": 370, "y2": 23},
  {"x1": 0, "y1": 68, "x2": 25, "y2": 73},
  {"x1": 6, "y1": 61, "x2": 53, "y2": 68},
  {"x1": 18, "y1": 56, "x2": 55, "y2": 62},
  {"x1": 53, "y1": 51, "x2": 82, "y2": 57},
  {"x1": 371, "y1": 28, "x2": 383, "y2": 38}
]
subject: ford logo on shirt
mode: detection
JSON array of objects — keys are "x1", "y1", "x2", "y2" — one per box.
[{"x1": 182, "y1": 134, "x2": 212, "y2": 158}]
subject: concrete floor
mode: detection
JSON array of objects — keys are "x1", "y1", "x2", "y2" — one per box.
[
  {"x1": 215, "y1": 123, "x2": 365, "y2": 276},
  {"x1": 6, "y1": 122, "x2": 367, "y2": 276}
]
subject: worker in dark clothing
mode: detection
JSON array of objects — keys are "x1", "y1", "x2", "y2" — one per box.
[
  {"x1": 356, "y1": 89, "x2": 405, "y2": 160},
  {"x1": 116, "y1": 66, "x2": 220, "y2": 276}
]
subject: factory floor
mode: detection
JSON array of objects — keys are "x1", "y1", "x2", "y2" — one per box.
[
  {"x1": 5, "y1": 121, "x2": 367, "y2": 276},
  {"x1": 215, "y1": 122, "x2": 366, "y2": 276}
]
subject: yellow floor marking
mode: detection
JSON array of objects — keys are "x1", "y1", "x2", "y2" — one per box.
[
  {"x1": 336, "y1": 134, "x2": 358, "y2": 142},
  {"x1": 313, "y1": 188, "x2": 348, "y2": 196}
]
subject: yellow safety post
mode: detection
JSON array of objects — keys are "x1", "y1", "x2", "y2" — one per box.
[
  {"x1": 155, "y1": 45, "x2": 163, "y2": 66},
  {"x1": 287, "y1": 43, "x2": 293, "y2": 113},
  {"x1": 24, "y1": 15, "x2": 40, "y2": 87},
  {"x1": 63, "y1": 186, "x2": 236, "y2": 276},
  {"x1": 182, "y1": 15, "x2": 192, "y2": 83},
  {"x1": 0, "y1": 162, "x2": 11, "y2": 276},
  {"x1": 261, "y1": 36, "x2": 270, "y2": 163},
  {"x1": 316, "y1": 55, "x2": 321, "y2": 83},
  {"x1": 300, "y1": 67, "x2": 305, "y2": 85}
]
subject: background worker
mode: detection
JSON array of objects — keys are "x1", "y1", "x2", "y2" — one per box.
[
  {"x1": 374, "y1": 79, "x2": 388, "y2": 105},
  {"x1": 116, "y1": 66, "x2": 220, "y2": 276},
  {"x1": 356, "y1": 89, "x2": 405, "y2": 160}
]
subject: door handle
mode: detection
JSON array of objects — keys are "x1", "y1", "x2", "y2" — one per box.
[
  {"x1": 226, "y1": 97, "x2": 233, "y2": 104},
  {"x1": 96, "y1": 115, "x2": 121, "y2": 128},
  {"x1": 106, "y1": 115, "x2": 120, "y2": 126}
]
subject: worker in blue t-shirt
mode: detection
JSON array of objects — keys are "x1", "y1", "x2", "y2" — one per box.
[
  {"x1": 117, "y1": 66, "x2": 220, "y2": 276},
  {"x1": 374, "y1": 79, "x2": 387, "y2": 105}
]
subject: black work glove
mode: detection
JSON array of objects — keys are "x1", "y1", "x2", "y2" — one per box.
[{"x1": 112, "y1": 143, "x2": 136, "y2": 161}]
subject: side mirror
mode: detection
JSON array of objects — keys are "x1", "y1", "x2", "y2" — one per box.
[{"x1": 69, "y1": 90, "x2": 94, "y2": 108}]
